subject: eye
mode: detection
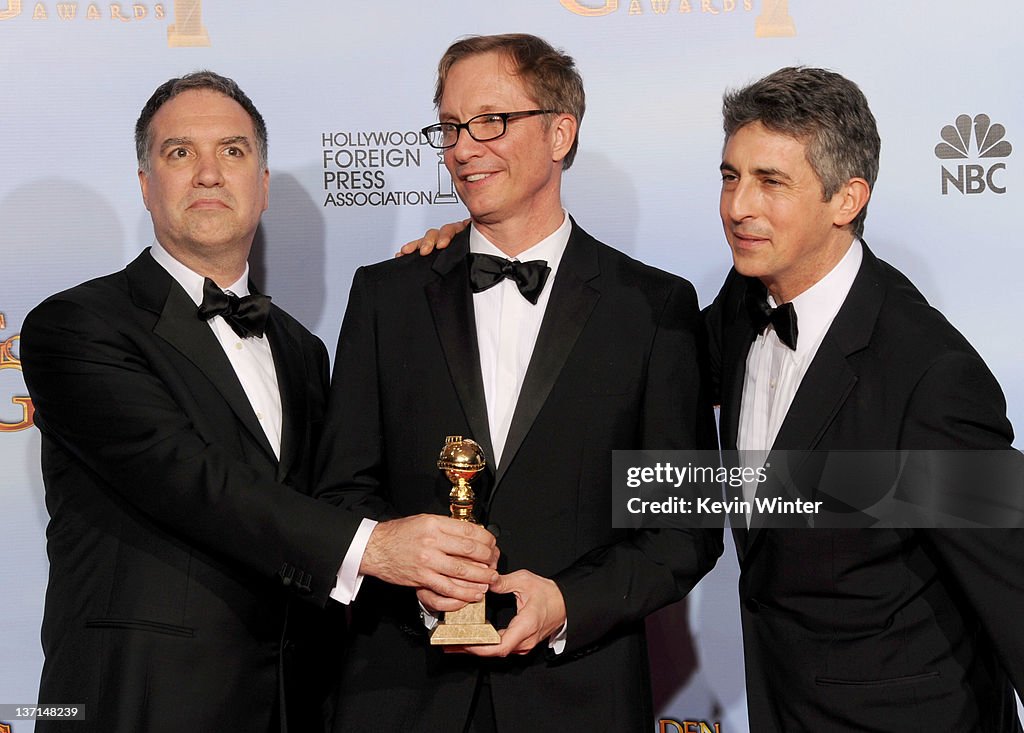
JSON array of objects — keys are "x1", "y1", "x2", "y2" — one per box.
[
  {"x1": 224, "y1": 146, "x2": 244, "y2": 157},
  {"x1": 170, "y1": 147, "x2": 189, "y2": 159}
]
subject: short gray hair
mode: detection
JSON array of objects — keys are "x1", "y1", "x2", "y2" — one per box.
[
  {"x1": 135, "y1": 70, "x2": 267, "y2": 173},
  {"x1": 722, "y1": 66, "x2": 880, "y2": 237}
]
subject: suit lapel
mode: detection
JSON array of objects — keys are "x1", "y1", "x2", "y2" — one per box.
[
  {"x1": 128, "y1": 250, "x2": 279, "y2": 465},
  {"x1": 719, "y1": 275, "x2": 760, "y2": 559},
  {"x1": 744, "y1": 245, "x2": 884, "y2": 549},
  {"x1": 490, "y1": 223, "x2": 601, "y2": 497},
  {"x1": 265, "y1": 311, "x2": 305, "y2": 482},
  {"x1": 720, "y1": 277, "x2": 759, "y2": 452},
  {"x1": 771, "y1": 245, "x2": 882, "y2": 452},
  {"x1": 424, "y1": 234, "x2": 496, "y2": 469}
]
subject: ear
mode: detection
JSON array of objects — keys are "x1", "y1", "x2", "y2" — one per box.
[
  {"x1": 550, "y1": 113, "x2": 578, "y2": 165},
  {"x1": 138, "y1": 169, "x2": 152, "y2": 212},
  {"x1": 261, "y1": 167, "x2": 270, "y2": 212},
  {"x1": 832, "y1": 177, "x2": 871, "y2": 228}
]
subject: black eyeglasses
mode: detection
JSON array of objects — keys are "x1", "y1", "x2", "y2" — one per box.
[{"x1": 421, "y1": 110, "x2": 556, "y2": 149}]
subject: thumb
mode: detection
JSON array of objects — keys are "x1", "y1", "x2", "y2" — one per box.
[{"x1": 488, "y1": 573, "x2": 514, "y2": 594}]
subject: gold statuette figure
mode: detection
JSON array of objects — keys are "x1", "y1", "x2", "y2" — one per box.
[{"x1": 430, "y1": 436, "x2": 500, "y2": 645}]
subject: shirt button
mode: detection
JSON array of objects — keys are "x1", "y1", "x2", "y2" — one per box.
[{"x1": 234, "y1": 342, "x2": 243, "y2": 350}]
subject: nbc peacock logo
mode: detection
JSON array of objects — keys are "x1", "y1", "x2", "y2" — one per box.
[{"x1": 935, "y1": 114, "x2": 1012, "y2": 195}]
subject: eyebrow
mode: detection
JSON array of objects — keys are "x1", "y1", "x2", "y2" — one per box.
[
  {"x1": 719, "y1": 161, "x2": 793, "y2": 181},
  {"x1": 439, "y1": 106, "x2": 500, "y2": 123},
  {"x1": 753, "y1": 166, "x2": 792, "y2": 181},
  {"x1": 220, "y1": 136, "x2": 253, "y2": 150},
  {"x1": 157, "y1": 136, "x2": 253, "y2": 154},
  {"x1": 158, "y1": 137, "x2": 191, "y2": 154}
]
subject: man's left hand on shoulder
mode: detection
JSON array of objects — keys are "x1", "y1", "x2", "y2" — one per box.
[{"x1": 394, "y1": 219, "x2": 468, "y2": 257}]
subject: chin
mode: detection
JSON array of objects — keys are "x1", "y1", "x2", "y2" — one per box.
[{"x1": 730, "y1": 253, "x2": 770, "y2": 279}]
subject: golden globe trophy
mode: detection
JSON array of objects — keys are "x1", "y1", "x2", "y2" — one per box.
[{"x1": 429, "y1": 435, "x2": 500, "y2": 645}]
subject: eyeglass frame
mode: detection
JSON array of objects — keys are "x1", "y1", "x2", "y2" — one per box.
[{"x1": 421, "y1": 109, "x2": 557, "y2": 150}]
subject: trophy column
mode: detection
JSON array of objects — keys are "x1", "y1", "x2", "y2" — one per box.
[{"x1": 430, "y1": 436, "x2": 500, "y2": 645}]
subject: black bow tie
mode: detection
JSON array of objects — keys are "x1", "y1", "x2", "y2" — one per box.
[
  {"x1": 746, "y1": 290, "x2": 799, "y2": 350},
  {"x1": 197, "y1": 277, "x2": 271, "y2": 338},
  {"x1": 467, "y1": 253, "x2": 551, "y2": 305}
]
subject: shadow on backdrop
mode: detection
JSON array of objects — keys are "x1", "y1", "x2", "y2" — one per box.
[{"x1": 251, "y1": 172, "x2": 328, "y2": 331}]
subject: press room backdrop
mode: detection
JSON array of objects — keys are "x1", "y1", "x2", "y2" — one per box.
[{"x1": 2, "y1": 1, "x2": 1021, "y2": 730}]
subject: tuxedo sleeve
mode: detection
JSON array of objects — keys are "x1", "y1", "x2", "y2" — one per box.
[
  {"x1": 20, "y1": 296, "x2": 360, "y2": 607},
  {"x1": 552, "y1": 279, "x2": 723, "y2": 653},
  {"x1": 903, "y1": 348, "x2": 1024, "y2": 694}
]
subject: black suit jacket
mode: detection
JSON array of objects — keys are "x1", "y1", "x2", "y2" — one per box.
[
  {"x1": 316, "y1": 222, "x2": 722, "y2": 732},
  {"x1": 706, "y1": 244, "x2": 1023, "y2": 731},
  {"x1": 20, "y1": 250, "x2": 359, "y2": 733}
]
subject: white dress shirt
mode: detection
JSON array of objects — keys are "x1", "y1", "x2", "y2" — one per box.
[
  {"x1": 349, "y1": 217, "x2": 574, "y2": 613},
  {"x1": 471, "y1": 213, "x2": 570, "y2": 466},
  {"x1": 149, "y1": 242, "x2": 283, "y2": 457},
  {"x1": 421, "y1": 213, "x2": 572, "y2": 651},
  {"x1": 737, "y1": 239, "x2": 863, "y2": 521}
]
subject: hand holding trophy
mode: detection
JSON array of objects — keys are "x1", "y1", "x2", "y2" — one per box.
[{"x1": 430, "y1": 435, "x2": 500, "y2": 645}]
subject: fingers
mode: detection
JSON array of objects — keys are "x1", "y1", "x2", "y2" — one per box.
[
  {"x1": 360, "y1": 515, "x2": 498, "y2": 592},
  {"x1": 417, "y1": 228, "x2": 443, "y2": 255},
  {"x1": 452, "y1": 570, "x2": 567, "y2": 658},
  {"x1": 497, "y1": 615, "x2": 538, "y2": 655},
  {"x1": 432, "y1": 555, "x2": 497, "y2": 588},
  {"x1": 394, "y1": 219, "x2": 470, "y2": 258},
  {"x1": 434, "y1": 219, "x2": 470, "y2": 250},
  {"x1": 487, "y1": 570, "x2": 518, "y2": 594},
  {"x1": 395, "y1": 240, "x2": 421, "y2": 258},
  {"x1": 420, "y1": 573, "x2": 486, "y2": 604},
  {"x1": 436, "y1": 516, "x2": 499, "y2": 566},
  {"x1": 396, "y1": 228, "x2": 441, "y2": 258},
  {"x1": 417, "y1": 587, "x2": 469, "y2": 613},
  {"x1": 457, "y1": 615, "x2": 536, "y2": 657}
]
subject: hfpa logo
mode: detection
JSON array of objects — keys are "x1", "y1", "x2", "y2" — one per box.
[{"x1": 935, "y1": 114, "x2": 1012, "y2": 195}]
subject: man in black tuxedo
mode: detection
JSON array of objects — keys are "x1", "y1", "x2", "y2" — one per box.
[
  {"x1": 315, "y1": 34, "x2": 721, "y2": 732},
  {"x1": 706, "y1": 67, "x2": 1023, "y2": 731},
  {"x1": 20, "y1": 71, "x2": 498, "y2": 733}
]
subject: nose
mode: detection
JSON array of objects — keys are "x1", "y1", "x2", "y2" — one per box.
[
  {"x1": 722, "y1": 176, "x2": 756, "y2": 223},
  {"x1": 449, "y1": 126, "x2": 485, "y2": 163},
  {"x1": 193, "y1": 152, "x2": 224, "y2": 188}
]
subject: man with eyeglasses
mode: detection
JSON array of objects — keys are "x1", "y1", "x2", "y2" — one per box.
[{"x1": 315, "y1": 33, "x2": 721, "y2": 732}]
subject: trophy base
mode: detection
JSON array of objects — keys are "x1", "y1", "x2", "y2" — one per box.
[
  {"x1": 430, "y1": 622, "x2": 501, "y2": 645},
  {"x1": 429, "y1": 599, "x2": 500, "y2": 645}
]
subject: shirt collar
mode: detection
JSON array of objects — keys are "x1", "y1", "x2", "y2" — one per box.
[
  {"x1": 770, "y1": 238, "x2": 863, "y2": 360},
  {"x1": 468, "y1": 210, "x2": 571, "y2": 277},
  {"x1": 149, "y1": 240, "x2": 251, "y2": 307}
]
